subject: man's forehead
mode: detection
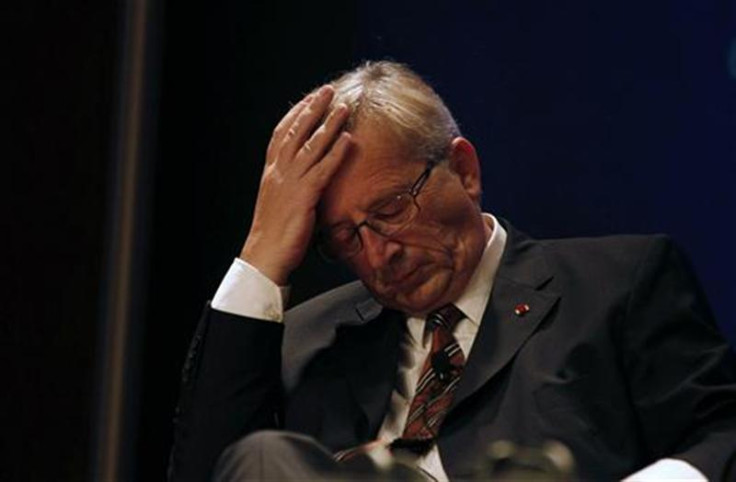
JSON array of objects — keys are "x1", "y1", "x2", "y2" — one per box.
[
  {"x1": 319, "y1": 124, "x2": 424, "y2": 220},
  {"x1": 322, "y1": 159, "x2": 418, "y2": 213}
]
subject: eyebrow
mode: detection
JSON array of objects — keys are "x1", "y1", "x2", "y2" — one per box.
[{"x1": 322, "y1": 181, "x2": 413, "y2": 231}]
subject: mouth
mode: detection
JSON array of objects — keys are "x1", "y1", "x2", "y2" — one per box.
[{"x1": 390, "y1": 263, "x2": 426, "y2": 288}]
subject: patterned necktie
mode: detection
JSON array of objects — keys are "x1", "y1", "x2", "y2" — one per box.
[
  {"x1": 393, "y1": 304, "x2": 466, "y2": 454},
  {"x1": 334, "y1": 304, "x2": 466, "y2": 462}
]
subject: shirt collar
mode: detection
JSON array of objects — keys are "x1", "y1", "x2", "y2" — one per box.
[{"x1": 406, "y1": 213, "x2": 508, "y2": 345}]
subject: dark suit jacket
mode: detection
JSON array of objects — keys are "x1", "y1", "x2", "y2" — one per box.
[{"x1": 169, "y1": 223, "x2": 736, "y2": 481}]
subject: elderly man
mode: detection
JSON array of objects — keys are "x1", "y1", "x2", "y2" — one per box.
[{"x1": 169, "y1": 62, "x2": 736, "y2": 481}]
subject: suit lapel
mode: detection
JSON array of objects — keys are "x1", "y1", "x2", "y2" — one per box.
[
  {"x1": 338, "y1": 306, "x2": 404, "y2": 437},
  {"x1": 452, "y1": 224, "x2": 560, "y2": 408}
]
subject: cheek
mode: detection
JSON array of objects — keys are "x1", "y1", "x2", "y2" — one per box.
[
  {"x1": 410, "y1": 211, "x2": 477, "y2": 258},
  {"x1": 394, "y1": 232, "x2": 458, "y2": 270}
]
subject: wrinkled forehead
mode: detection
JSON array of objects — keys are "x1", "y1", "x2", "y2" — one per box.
[{"x1": 317, "y1": 122, "x2": 426, "y2": 225}]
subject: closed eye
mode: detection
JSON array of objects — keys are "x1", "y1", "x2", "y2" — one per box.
[{"x1": 371, "y1": 196, "x2": 408, "y2": 221}]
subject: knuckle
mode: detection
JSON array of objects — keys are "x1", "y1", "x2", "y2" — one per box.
[
  {"x1": 313, "y1": 123, "x2": 327, "y2": 137},
  {"x1": 326, "y1": 108, "x2": 340, "y2": 125},
  {"x1": 263, "y1": 165, "x2": 284, "y2": 184}
]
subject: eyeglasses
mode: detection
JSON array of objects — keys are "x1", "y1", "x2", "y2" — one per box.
[{"x1": 318, "y1": 162, "x2": 436, "y2": 260}]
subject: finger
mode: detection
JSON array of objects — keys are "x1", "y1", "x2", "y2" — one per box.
[
  {"x1": 267, "y1": 94, "x2": 314, "y2": 162},
  {"x1": 296, "y1": 103, "x2": 350, "y2": 172},
  {"x1": 277, "y1": 85, "x2": 334, "y2": 164},
  {"x1": 307, "y1": 132, "x2": 352, "y2": 190}
]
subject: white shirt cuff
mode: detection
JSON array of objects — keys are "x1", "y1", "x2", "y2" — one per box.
[
  {"x1": 622, "y1": 458, "x2": 706, "y2": 481},
  {"x1": 211, "y1": 258, "x2": 290, "y2": 322}
]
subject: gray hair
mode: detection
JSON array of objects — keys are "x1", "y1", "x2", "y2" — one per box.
[{"x1": 324, "y1": 61, "x2": 461, "y2": 165}]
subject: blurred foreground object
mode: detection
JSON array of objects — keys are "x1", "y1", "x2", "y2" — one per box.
[{"x1": 480, "y1": 440, "x2": 576, "y2": 481}]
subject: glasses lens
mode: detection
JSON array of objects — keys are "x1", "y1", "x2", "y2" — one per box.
[
  {"x1": 319, "y1": 190, "x2": 420, "y2": 260},
  {"x1": 370, "y1": 194, "x2": 415, "y2": 235}
]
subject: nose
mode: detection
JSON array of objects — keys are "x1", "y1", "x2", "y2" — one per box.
[{"x1": 359, "y1": 225, "x2": 402, "y2": 270}]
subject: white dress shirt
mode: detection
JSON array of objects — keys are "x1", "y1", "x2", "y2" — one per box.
[{"x1": 211, "y1": 214, "x2": 705, "y2": 482}]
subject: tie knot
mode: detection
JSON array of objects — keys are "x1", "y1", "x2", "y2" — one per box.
[{"x1": 427, "y1": 304, "x2": 465, "y2": 333}]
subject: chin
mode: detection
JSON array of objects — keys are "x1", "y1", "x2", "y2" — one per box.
[{"x1": 382, "y1": 272, "x2": 457, "y2": 316}]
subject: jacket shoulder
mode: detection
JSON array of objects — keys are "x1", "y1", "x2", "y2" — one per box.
[
  {"x1": 541, "y1": 232, "x2": 673, "y2": 253},
  {"x1": 538, "y1": 233, "x2": 678, "y2": 274}
]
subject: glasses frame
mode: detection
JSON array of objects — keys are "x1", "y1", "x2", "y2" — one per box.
[{"x1": 318, "y1": 161, "x2": 438, "y2": 261}]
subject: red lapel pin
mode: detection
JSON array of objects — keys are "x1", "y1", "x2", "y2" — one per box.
[{"x1": 514, "y1": 303, "x2": 531, "y2": 317}]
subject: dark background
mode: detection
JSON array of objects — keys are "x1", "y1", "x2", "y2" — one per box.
[{"x1": 8, "y1": 0, "x2": 735, "y2": 480}]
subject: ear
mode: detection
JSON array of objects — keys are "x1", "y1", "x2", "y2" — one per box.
[{"x1": 448, "y1": 137, "x2": 483, "y2": 204}]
